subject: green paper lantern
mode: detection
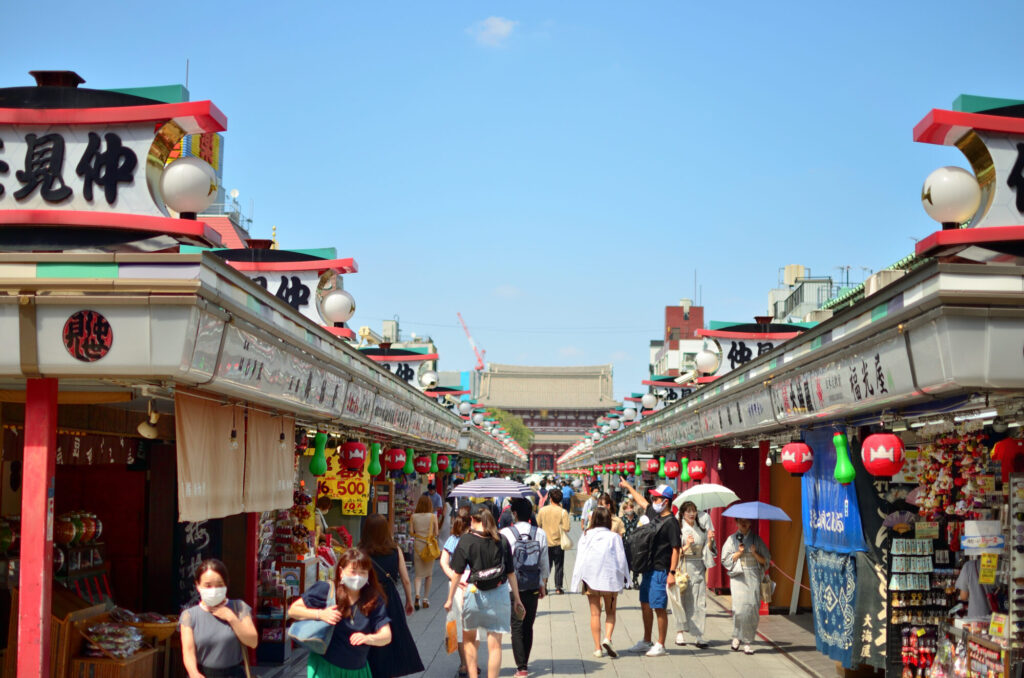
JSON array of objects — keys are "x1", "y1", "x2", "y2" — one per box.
[
  {"x1": 403, "y1": 448, "x2": 415, "y2": 474},
  {"x1": 469, "y1": 459, "x2": 475, "y2": 474},
  {"x1": 430, "y1": 452, "x2": 439, "y2": 473},
  {"x1": 634, "y1": 460, "x2": 642, "y2": 477},
  {"x1": 680, "y1": 456, "x2": 691, "y2": 483},
  {"x1": 833, "y1": 432, "x2": 855, "y2": 485},
  {"x1": 368, "y1": 442, "x2": 382, "y2": 476},
  {"x1": 658, "y1": 456, "x2": 666, "y2": 479},
  {"x1": 309, "y1": 431, "x2": 328, "y2": 476}
]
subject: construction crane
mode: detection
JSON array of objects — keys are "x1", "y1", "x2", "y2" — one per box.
[{"x1": 457, "y1": 312, "x2": 486, "y2": 371}]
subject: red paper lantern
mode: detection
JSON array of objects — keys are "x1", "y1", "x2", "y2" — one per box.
[
  {"x1": 664, "y1": 461, "x2": 681, "y2": 479},
  {"x1": 437, "y1": 454, "x2": 450, "y2": 472},
  {"x1": 861, "y1": 433, "x2": 905, "y2": 477},
  {"x1": 780, "y1": 442, "x2": 814, "y2": 476},
  {"x1": 414, "y1": 455, "x2": 431, "y2": 474},
  {"x1": 384, "y1": 447, "x2": 406, "y2": 471},
  {"x1": 992, "y1": 438, "x2": 1024, "y2": 482},
  {"x1": 626, "y1": 460, "x2": 636, "y2": 474},
  {"x1": 688, "y1": 459, "x2": 707, "y2": 481},
  {"x1": 646, "y1": 458, "x2": 660, "y2": 474},
  {"x1": 617, "y1": 462, "x2": 626, "y2": 473},
  {"x1": 341, "y1": 440, "x2": 368, "y2": 470},
  {"x1": 595, "y1": 464, "x2": 603, "y2": 473}
]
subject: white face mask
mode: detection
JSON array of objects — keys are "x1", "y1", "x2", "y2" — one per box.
[
  {"x1": 651, "y1": 501, "x2": 667, "y2": 514},
  {"x1": 199, "y1": 586, "x2": 227, "y2": 607},
  {"x1": 342, "y1": 574, "x2": 368, "y2": 591}
]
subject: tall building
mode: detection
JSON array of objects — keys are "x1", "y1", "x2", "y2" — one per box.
[
  {"x1": 477, "y1": 364, "x2": 618, "y2": 472},
  {"x1": 649, "y1": 299, "x2": 705, "y2": 377}
]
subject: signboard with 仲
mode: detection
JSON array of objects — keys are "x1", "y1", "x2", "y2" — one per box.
[{"x1": 247, "y1": 270, "x2": 321, "y2": 325}]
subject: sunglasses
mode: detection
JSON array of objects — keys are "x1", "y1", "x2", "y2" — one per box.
[{"x1": 1016, "y1": 512, "x2": 1024, "y2": 521}]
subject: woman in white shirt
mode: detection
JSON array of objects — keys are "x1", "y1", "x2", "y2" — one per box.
[{"x1": 570, "y1": 507, "x2": 629, "y2": 659}]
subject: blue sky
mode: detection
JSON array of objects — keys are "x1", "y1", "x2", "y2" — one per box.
[{"x1": 5, "y1": 1, "x2": 1024, "y2": 401}]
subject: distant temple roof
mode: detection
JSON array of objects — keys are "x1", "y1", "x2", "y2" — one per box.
[{"x1": 478, "y1": 363, "x2": 617, "y2": 409}]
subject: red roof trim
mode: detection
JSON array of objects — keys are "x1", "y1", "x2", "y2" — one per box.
[
  {"x1": 0, "y1": 210, "x2": 223, "y2": 246},
  {"x1": 227, "y1": 258, "x2": 358, "y2": 274},
  {"x1": 915, "y1": 225, "x2": 1024, "y2": 257},
  {"x1": 624, "y1": 397, "x2": 643, "y2": 402},
  {"x1": 366, "y1": 353, "x2": 439, "y2": 363},
  {"x1": 642, "y1": 379, "x2": 680, "y2": 387},
  {"x1": 425, "y1": 389, "x2": 470, "y2": 397},
  {"x1": 324, "y1": 327, "x2": 356, "y2": 340},
  {"x1": 0, "y1": 101, "x2": 227, "y2": 134},
  {"x1": 913, "y1": 108, "x2": 1024, "y2": 146},
  {"x1": 696, "y1": 376, "x2": 719, "y2": 384},
  {"x1": 696, "y1": 328, "x2": 800, "y2": 340}
]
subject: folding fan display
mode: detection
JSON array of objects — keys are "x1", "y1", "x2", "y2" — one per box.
[{"x1": 883, "y1": 510, "x2": 918, "y2": 534}]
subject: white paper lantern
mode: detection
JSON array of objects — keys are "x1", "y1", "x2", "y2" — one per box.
[
  {"x1": 921, "y1": 166, "x2": 981, "y2": 225},
  {"x1": 161, "y1": 157, "x2": 217, "y2": 214}
]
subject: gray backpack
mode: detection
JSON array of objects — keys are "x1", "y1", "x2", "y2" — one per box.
[{"x1": 509, "y1": 525, "x2": 542, "y2": 591}]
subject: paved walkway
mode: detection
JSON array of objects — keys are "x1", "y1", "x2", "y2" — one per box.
[{"x1": 255, "y1": 520, "x2": 834, "y2": 678}]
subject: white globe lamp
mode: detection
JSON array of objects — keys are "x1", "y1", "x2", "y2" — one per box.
[
  {"x1": 921, "y1": 166, "x2": 981, "y2": 228},
  {"x1": 315, "y1": 272, "x2": 356, "y2": 324},
  {"x1": 641, "y1": 393, "x2": 659, "y2": 410},
  {"x1": 458, "y1": 401, "x2": 473, "y2": 416},
  {"x1": 161, "y1": 157, "x2": 217, "y2": 216},
  {"x1": 695, "y1": 349, "x2": 720, "y2": 374},
  {"x1": 600, "y1": 425, "x2": 610, "y2": 435},
  {"x1": 472, "y1": 413, "x2": 485, "y2": 426},
  {"x1": 623, "y1": 407, "x2": 637, "y2": 420},
  {"x1": 609, "y1": 419, "x2": 621, "y2": 430}
]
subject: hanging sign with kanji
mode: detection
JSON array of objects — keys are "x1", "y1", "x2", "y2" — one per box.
[{"x1": 319, "y1": 451, "x2": 371, "y2": 515}]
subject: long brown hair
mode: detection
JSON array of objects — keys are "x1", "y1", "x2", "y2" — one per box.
[
  {"x1": 358, "y1": 514, "x2": 397, "y2": 556},
  {"x1": 335, "y1": 548, "x2": 385, "y2": 617},
  {"x1": 471, "y1": 507, "x2": 500, "y2": 542},
  {"x1": 451, "y1": 505, "x2": 472, "y2": 538},
  {"x1": 599, "y1": 492, "x2": 618, "y2": 516},
  {"x1": 589, "y1": 506, "x2": 612, "y2": 531},
  {"x1": 415, "y1": 494, "x2": 433, "y2": 514}
]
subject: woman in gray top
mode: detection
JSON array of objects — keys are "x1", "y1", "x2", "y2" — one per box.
[{"x1": 181, "y1": 559, "x2": 258, "y2": 678}]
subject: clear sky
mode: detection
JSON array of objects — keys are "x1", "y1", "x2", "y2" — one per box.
[{"x1": 4, "y1": 1, "x2": 1024, "y2": 402}]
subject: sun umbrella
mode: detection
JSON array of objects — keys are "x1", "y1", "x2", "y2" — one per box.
[
  {"x1": 722, "y1": 501, "x2": 791, "y2": 522},
  {"x1": 672, "y1": 483, "x2": 740, "y2": 511},
  {"x1": 447, "y1": 478, "x2": 535, "y2": 499}
]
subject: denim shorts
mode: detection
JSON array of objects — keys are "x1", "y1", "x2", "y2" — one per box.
[{"x1": 639, "y1": 569, "x2": 669, "y2": 609}]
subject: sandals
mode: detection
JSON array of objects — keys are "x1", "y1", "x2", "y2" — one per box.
[
  {"x1": 423, "y1": 599, "x2": 430, "y2": 609},
  {"x1": 414, "y1": 596, "x2": 420, "y2": 610}
]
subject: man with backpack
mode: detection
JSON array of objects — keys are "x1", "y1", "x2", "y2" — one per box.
[
  {"x1": 618, "y1": 480, "x2": 681, "y2": 657},
  {"x1": 499, "y1": 498, "x2": 549, "y2": 678}
]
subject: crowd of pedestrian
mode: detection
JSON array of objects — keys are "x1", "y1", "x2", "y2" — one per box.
[{"x1": 182, "y1": 477, "x2": 774, "y2": 678}]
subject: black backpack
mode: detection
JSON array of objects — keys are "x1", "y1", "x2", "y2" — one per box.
[
  {"x1": 509, "y1": 525, "x2": 543, "y2": 591},
  {"x1": 624, "y1": 516, "x2": 663, "y2": 573}
]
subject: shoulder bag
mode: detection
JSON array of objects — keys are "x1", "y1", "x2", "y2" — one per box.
[
  {"x1": 287, "y1": 582, "x2": 336, "y2": 654},
  {"x1": 559, "y1": 514, "x2": 574, "y2": 551},
  {"x1": 415, "y1": 529, "x2": 441, "y2": 561},
  {"x1": 760, "y1": 571, "x2": 776, "y2": 601}
]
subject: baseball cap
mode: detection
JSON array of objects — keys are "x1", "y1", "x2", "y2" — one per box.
[{"x1": 649, "y1": 484, "x2": 676, "y2": 501}]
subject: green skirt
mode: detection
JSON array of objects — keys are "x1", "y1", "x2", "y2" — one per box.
[{"x1": 307, "y1": 652, "x2": 371, "y2": 678}]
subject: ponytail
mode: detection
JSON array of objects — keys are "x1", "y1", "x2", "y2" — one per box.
[{"x1": 474, "y1": 509, "x2": 501, "y2": 542}]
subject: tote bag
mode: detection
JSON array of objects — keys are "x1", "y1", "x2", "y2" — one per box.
[{"x1": 287, "y1": 582, "x2": 336, "y2": 654}]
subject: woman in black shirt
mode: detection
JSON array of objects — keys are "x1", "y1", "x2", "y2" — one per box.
[{"x1": 444, "y1": 504, "x2": 526, "y2": 678}]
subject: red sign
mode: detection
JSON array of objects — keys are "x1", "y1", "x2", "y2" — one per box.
[{"x1": 63, "y1": 310, "x2": 113, "y2": 362}]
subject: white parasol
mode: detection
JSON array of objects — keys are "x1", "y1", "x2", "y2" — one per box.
[{"x1": 672, "y1": 483, "x2": 740, "y2": 511}]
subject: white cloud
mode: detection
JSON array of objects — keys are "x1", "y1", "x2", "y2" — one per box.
[
  {"x1": 559, "y1": 346, "x2": 582, "y2": 357},
  {"x1": 468, "y1": 17, "x2": 518, "y2": 47},
  {"x1": 609, "y1": 350, "x2": 632, "y2": 362},
  {"x1": 493, "y1": 284, "x2": 524, "y2": 299}
]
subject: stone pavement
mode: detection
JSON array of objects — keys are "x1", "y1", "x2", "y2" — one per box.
[{"x1": 255, "y1": 520, "x2": 833, "y2": 678}]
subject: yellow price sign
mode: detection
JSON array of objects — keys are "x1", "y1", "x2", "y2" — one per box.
[{"x1": 980, "y1": 553, "x2": 998, "y2": 585}]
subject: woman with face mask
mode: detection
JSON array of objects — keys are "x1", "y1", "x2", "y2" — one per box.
[
  {"x1": 359, "y1": 514, "x2": 424, "y2": 677},
  {"x1": 720, "y1": 518, "x2": 770, "y2": 655},
  {"x1": 180, "y1": 559, "x2": 258, "y2": 678},
  {"x1": 288, "y1": 548, "x2": 393, "y2": 677},
  {"x1": 668, "y1": 501, "x2": 714, "y2": 648}
]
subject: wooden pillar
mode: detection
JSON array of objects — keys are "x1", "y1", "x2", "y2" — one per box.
[{"x1": 18, "y1": 378, "x2": 57, "y2": 678}]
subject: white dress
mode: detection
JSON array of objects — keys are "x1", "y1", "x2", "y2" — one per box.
[
  {"x1": 720, "y1": 532, "x2": 770, "y2": 644},
  {"x1": 669, "y1": 515, "x2": 711, "y2": 641}
]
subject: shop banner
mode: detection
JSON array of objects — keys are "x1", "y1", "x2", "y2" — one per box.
[
  {"x1": 807, "y1": 547, "x2": 857, "y2": 667},
  {"x1": 174, "y1": 519, "x2": 224, "y2": 610},
  {"x1": 852, "y1": 550, "x2": 887, "y2": 670},
  {"x1": 802, "y1": 429, "x2": 868, "y2": 553}
]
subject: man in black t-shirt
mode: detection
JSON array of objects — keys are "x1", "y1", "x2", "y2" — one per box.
[{"x1": 619, "y1": 480, "x2": 681, "y2": 657}]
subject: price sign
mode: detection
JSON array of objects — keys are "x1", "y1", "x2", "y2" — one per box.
[
  {"x1": 978, "y1": 475, "x2": 996, "y2": 493},
  {"x1": 915, "y1": 521, "x2": 939, "y2": 540},
  {"x1": 980, "y1": 553, "x2": 999, "y2": 585},
  {"x1": 319, "y1": 465, "x2": 371, "y2": 515}
]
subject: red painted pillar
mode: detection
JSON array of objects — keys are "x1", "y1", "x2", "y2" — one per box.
[
  {"x1": 18, "y1": 378, "x2": 58, "y2": 678},
  {"x1": 758, "y1": 440, "x2": 771, "y2": 616}
]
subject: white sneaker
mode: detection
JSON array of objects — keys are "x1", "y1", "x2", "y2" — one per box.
[
  {"x1": 627, "y1": 640, "x2": 653, "y2": 653},
  {"x1": 743, "y1": 644, "x2": 754, "y2": 655},
  {"x1": 602, "y1": 639, "x2": 617, "y2": 658},
  {"x1": 592, "y1": 649, "x2": 604, "y2": 658},
  {"x1": 674, "y1": 631, "x2": 685, "y2": 646},
  {"x1": 645, "y1": 643, "x2": 667, "y2": 657},
  {"x1": 731, "y1": 638, "x2": 740, "y2": 651}
]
